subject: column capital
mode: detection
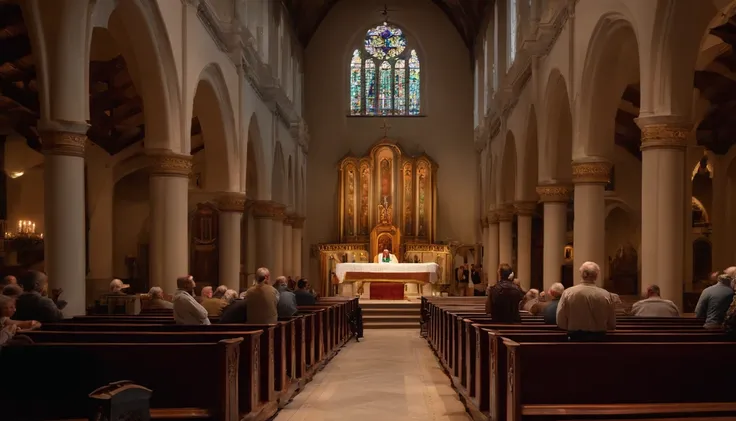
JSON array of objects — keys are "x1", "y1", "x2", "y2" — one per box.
[
  {"x1": 39, "y1": 120, "x2": 89, "y2": 158},
  {"x1": 217, "y1": 192, "x2": 246, "y2": 213},
  {"x1": 514, "y1": 201, "x2": 537, "y2": 216},
  {"x1": 291, "y1": 215, "x2": 306, "y2": 229},
  {"x1": 536, "y1": 184, "x2": 571, "y2": 202},
  {"x1": 147, "y1": 150, "x2": 192, "y2": 178},
  {"x1": 487, "y1": 211, "x2": 499, "y2": 224},
  {"x1": 496, "y1": 204, "x2": 515, "y2": 222},
  {"x1": 480, "y1": 217, "x2": 489, "y2": 228},
  {"x1": 636, "y1": 115, "x2": 690, "y2": 151},
  {"x1": 572, "y1": 160, "x2": 611, "y2": 184},
  {"x1": 250, "y1": 200, "x2": 286, "y2": 220}
]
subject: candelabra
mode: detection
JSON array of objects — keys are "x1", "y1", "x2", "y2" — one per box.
[{"x1": 5, "y1": 220, "x2": 43, "y2": 240}]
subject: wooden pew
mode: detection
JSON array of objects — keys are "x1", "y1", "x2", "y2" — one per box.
[
  {"x1": 504, "y1": 340, "x2": 736, "y2": 420},
  {"x1": 0, "y1": 339, "x2": 242, "y2": 421}
]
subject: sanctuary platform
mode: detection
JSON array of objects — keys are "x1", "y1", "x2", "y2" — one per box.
[{"x1": 360, "y1": 300, "x2": 421, "y2": 329}]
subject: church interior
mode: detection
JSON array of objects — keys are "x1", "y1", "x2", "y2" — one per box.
[{"x1": 0, "y1": 0, "x2": 735, "y2": 420}]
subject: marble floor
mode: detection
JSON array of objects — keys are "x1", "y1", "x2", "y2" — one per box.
[{"x1": 273, "y1": 329, "x2": 471, "y2": 421}]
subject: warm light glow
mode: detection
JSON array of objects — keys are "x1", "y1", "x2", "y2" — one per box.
[{"x1": 9, "y1": 171, "x2": 24, "y2": 179}]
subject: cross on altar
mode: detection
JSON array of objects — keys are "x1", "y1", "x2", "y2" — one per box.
[{"x1": 379, "y1": 119, "x2": 392, "y2": 137}]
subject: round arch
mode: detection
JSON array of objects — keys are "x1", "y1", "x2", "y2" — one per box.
[
  {"x1": 541, "y1": 69, "x2": 573, "y2": 183},
  {"x1": 576, "y1": 14, "x2": 639, "y2": 159},
  {"x1": 192, "y1": 63, "x2": 238, "y2": 192},
  {"x1": 518, "y1": 105, "x2": 539, "y2": 200},
  {"x1": 104, "y1": 0, "x2": 182, "y2": 152},
  {"x1": 272, "y1": 142, "x2": 287, "y2": 205},
  {"x1": 287, "y1": 155, "x2": 295, "y2": 209},
  {"x1": 500, "y1": 131, "x2": 517, "y2": 204},
  {"x1": 246, "y1": 113, "x2": 269, "y2": 200}
]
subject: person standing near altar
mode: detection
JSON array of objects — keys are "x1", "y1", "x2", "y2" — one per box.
[{"x1": 375, "y1": 249, "x2": 398, "y2": 264}]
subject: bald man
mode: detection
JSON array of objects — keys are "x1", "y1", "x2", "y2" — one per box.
[{"x1": 556, "y1": 262, "x2": 616, "y2": 341}]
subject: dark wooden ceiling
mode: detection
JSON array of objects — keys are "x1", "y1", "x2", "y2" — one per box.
[
  {"x1": 282, "y1": 0, "x2": 492, "y2": 50},
  {"x1": 0, "y1": 1, "x2": 201, "y2": 157}
]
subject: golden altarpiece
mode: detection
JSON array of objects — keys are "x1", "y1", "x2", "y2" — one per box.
[{"x1": 317, "y1": 137, "x2": 461, "y2": 296}]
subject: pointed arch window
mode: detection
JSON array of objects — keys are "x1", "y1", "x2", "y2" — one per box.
[{"x1": 349, "y1": 22, "x2": 421, "y2": 116}]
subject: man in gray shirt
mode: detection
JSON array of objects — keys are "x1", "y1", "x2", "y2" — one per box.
[
  {"x1": 275, "y1": 276, "x2": 297, "y2": 317},
  {"x1": 631, "y1": 285, "x2": 679, "y2": 317},
  {"x1": 695, "y1": 273, "x2": 734, "y2": 328}
]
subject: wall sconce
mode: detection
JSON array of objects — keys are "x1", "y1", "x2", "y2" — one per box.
[
  {"x1": 563, "y1": 244, "x2": 574, "y2": 261},
  {"x1": 9, "y1": 171, "x2": 23, "y2": 179}
]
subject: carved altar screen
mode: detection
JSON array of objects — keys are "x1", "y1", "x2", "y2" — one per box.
[{"x1": 338, "y1": 138, "x2": 437, "y2": 250}]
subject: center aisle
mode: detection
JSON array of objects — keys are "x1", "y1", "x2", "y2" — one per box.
[{"x1": 274, "y1": 329, "x2": 471, "y2": 421}]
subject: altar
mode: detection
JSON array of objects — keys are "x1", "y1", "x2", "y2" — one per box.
[{"x1": 335, "y1": 262, "x2": 439, "y2": 299}]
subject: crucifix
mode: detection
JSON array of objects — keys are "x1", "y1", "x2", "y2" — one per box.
[{"x1": 379, "y1": 119, "x2": 392, "y2": 137}]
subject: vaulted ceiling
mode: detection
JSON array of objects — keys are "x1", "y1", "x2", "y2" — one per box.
[{"x1": 282, "y1": 0, "x2": 492, "y2": 51}]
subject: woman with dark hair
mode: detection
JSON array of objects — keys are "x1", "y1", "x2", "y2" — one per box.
[{"x1": 485, "y1": 263, "x2": 524, "y2": 323}]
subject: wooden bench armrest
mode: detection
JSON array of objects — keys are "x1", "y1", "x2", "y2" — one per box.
[{"x1": 522, "y1": 402, "x2": 736, "y2": 416}]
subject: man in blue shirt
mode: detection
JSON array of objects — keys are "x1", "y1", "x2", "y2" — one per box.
[{"x1": 695, "y1": 273, "x2": 734, "y2": 328}]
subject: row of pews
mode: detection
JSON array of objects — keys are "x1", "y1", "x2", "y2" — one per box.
[
  {"x1": 0, "y1": 297, "x2": 359, "y2": 421},
  {"x1": 421, "y1": 296, "x2": 736, "y2": 421}
]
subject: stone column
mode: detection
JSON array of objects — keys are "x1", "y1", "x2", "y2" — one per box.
[
  {"x1": 480, "y1": 218, "x2": 489, "y2": 271},
  {"x1": 245, "y1": 203, "x2": 257, "y2": 285},
  {"x1": 272, "y1": 204, "x2": 286, "y2": 277},
  {"x1": 292, "y1": 216, "x2": 305, "y2": 278},
  {"x1": 250, "y1": 200, "x2": 275, "y2": 271},
  {"x1": 40, "y1": 123, "x2": 88, "y2": 316},
  {"x1": 148, "y1": 151, "x2": 192, "y2": 294},
  {"x1": 572, "y1": 160, "x2": 611, "y2": 286},
  {"x1": 218, "y1": 193, "x2": 245, "y2": 288},
  {"x1": 637, "y1": 117, "x2": 688, "y2": 309},
  {"x1": 497, "y1": 205, "x2": 514, "y2": 267},
  {"x1": 283, "y1": 215, "x2": 293, "y2": 276},
  {"x1": 536, "y1": 184, "x2": 571, "y2": 290},
  {"x1": 514, "y1": 201, "x2": 536, "y2": 291},
  {"x1": 487, "y1": 212, "x2": 499, "y2": 282}
]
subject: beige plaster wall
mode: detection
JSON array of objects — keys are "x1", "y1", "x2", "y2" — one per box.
[{"x1": 302, "y1": 0, "x2": 476, "y2": 286}]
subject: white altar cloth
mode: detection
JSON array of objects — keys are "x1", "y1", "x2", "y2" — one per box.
[{"x1": 335, "y1": 262, "x2": 440, "y2": 284}]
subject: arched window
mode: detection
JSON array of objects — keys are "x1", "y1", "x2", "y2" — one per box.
[
  {"x1": 349, "y1": 22, "x2": 421, "y2": 116},
  {"x1": 508, "y1": 0, "x2": 518, "y2": 67}
]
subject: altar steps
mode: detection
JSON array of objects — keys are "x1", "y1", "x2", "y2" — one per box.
[{"x1": 361, "y1": 302, "x2": 421, "y2": 329}]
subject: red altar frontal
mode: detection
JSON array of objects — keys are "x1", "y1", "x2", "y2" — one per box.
[{"x1": 369, "y1": 283, "x2": 405, "y2": 300}]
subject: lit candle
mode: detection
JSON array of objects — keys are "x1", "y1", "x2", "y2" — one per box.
[{"x1": 32, "y1": 223, "x2": 35, "y2": 233}]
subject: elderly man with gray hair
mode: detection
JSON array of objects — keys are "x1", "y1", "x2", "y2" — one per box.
[
  {"x1": 556, "y1": 262, "x2": 616, "y2": 341},
  {"x1": 147, "y1": 287, "x2": 173, "y2": 310},
  {"x1": 243, "y1": 267, "x2": 279, "y2": 324},
  {"x1": 631, "y1": 285, "x2": 679, "y2": 317},
  {"x1": 695, "y1": 272, "x2": 734, "y2": 328},
  {"x1": 530, "y1": 283, "x2": 565, "y2": 324}
]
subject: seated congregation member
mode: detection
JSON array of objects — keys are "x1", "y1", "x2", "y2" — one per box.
[
  {"x1": 695, "y1": 273, "x2": 734, "y2": 328},
  {"x1": 13, "y1": 271, "x2": 64, "y2": 323},
  {"x1": 219, "y1": 298, "x2": 247, "y2": 323},
  {"x1": 223, "y1": 289, "x2": 238, "y2": 304},
  {"x1": 213, "y1": 285, "x2": 228, "y2": 299},
  {"x1": 200, "y1": 286, "x2": 227, "y2": 317},
  {"x1": 0, "y1": 295, "x2": 40, "y2": 346},
  {"x1": 520, "y1": 289, "x2": 540, "y2": 312},
  {"x1": 2, "y1": 284, "x2": 22, "y2": 298},
  {"x1": 244, "y1": 267, "x2": 278, "y2": 324},
  {"x1": 173, "y1": 276, "x2": 210, "y2": 325},
  {"x1": 0, "y1": 275, "x2": 16, "y2": 287},
  {"x1": 531, "y1": 283, "x2": 564, "y2": 324},
  {"x1": 485, "y1": 264, "x2": 524, "y2": 323},
  {"x1": 275, "y1": 276, "x2": 298, "y2": 317},
  {"x1": 147, "y1": 287, "x2": 173, "y2": 309},
  {"x1": 108, "y1": 279, "x2": 129, "y2": 295},
  {"x1": 631, "y1": 285, "x2": 679, "y2": 317},
  {"x1": 294, "y1": 278, "x2": 316, "y2": 306},
  {"x1": 556, "y1": 262, "x2": 616, "y2": 341}
]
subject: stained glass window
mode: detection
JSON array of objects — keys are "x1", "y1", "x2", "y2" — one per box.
[
  {"x1": 408, "y1": 50, "x2": 420, "y2": 116},
  {"x1": 394, "y1": 59, "x2": 406, "y2": 114},
  {"x1": 365, "y1": 59, "x2": 376, "y2": 115},
  {"x1": 348, "y1": 23, "x2": 420, "y2": 116},
  {"x1": 350, "y1": 50, "x2": 362, "y2": 115}
]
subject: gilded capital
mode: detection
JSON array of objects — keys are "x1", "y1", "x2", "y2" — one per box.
[
  {"x1": 250, "y1": 200, "x2": 286, "y2": 220},
  {"x1": 536, "y1": 185, "x2": 571, "y2": 202},
  {"x1": 41, "y1": 131, "x2": 86, "y2": 158},
  {"x1": 572, "y1": 161, "x2": 611, "y2": 184},
  {"x1": 639, "y1": 122, "x2": 689, "y2": 151},
  {"x1": 496, "y1": 205, "x2": 515, "y2": 222},
  {"x1": 291, "y1": 215, "x2": 306, "y2": 229},
  {"x1": 218, "y1": 193, "x2": 246, "y2": 213},
  {"x1": 148, "y1": 151, "x2": 192, "y2": 177},
  {"x1": 480, "y1": 217, "x2": 489, "y2": 228},
  {"x1": 514, "y1": 201, "x2": 537, "y2": 217},
  {"x1": 487, "y1": 211, "x2": 499, "y2": 224}
]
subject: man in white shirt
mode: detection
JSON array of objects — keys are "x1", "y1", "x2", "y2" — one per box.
[
  {"x1": 173, "y1": 276, "x2": 210, "y2": 325},
  {"x1": 631, "y1": 285, "x2": 680, "y2": 317},
  {"x1": 375, "y1": 249, "x2": 398, "y2": 264},
  {"x1": 556, "y1": 261, "x2": 616, "y2": 341}
]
